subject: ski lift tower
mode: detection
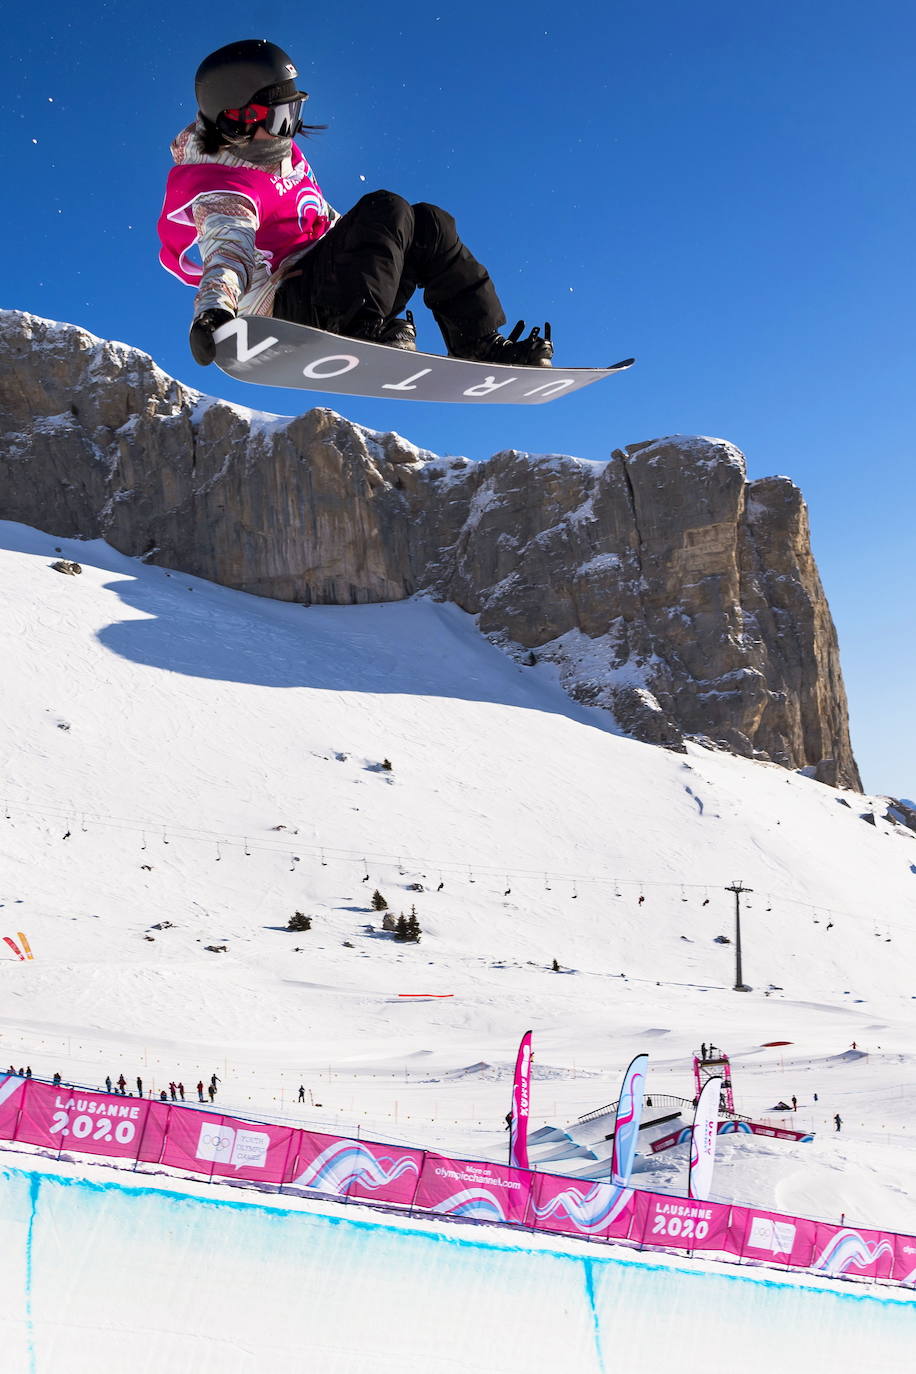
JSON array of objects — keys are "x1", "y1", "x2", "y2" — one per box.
[{"x1": 694, "y1": 1046, "x2": 735, "y2": 1115}]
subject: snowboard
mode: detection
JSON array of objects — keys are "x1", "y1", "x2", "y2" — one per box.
[{"x1": 213, "y1": 314, "x2": 634, "y2": 405}]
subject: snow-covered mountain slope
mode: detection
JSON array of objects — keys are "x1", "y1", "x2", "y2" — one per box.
[{"x1": 1, "y1": 520, "x2": 914, "y2": 1231}]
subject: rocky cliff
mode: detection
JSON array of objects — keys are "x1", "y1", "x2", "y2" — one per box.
[{"x1": 0, "y1": 309, "x2": 861, "y2": 788}]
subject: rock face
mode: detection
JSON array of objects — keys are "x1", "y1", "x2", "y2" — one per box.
[{"x1": 0, "y1": 309, "x2": 861, "y2": 788}]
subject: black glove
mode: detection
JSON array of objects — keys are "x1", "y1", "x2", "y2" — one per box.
[{"x1": 189, "y1": 308, "x2": 234, "y2": 366}]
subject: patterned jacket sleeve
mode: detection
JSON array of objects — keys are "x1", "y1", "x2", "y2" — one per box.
[{"x1": 191, "y1": 192, "x2": 260, "y2": 317}]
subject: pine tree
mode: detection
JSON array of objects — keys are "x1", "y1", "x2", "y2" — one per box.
[
  {"x1": 371, "y1": 889, "x2": 388, "y2": 911},
  {"x1": 406, "y1": 905, "x2": 422, "y2": 943},
  {"x1": 395, "y1": 914, "x2": 408, "y2": 940}
]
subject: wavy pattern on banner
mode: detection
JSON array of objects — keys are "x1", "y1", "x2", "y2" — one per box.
[
  {"x1": 813, "y1": 1229, "x2": 896, "y2": 1277},
  {"x1": 532, "y1": 1183, "x2": 631, "y2": 1235},
  {"x1": 294, "y1": 1141, "x2": 420, "y2": 1194},
  {"x1": 425, "y1": 1188, "x2": 512, "y2": 1221},
  {"x1": 719, "y1": 1121, "x2": 753, "y2": 1136},
  {"x1": 0, "y1": 1075, "x2": 23, "y2": 1109}
]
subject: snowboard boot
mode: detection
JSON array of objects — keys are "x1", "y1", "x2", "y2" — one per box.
[
  {"x1": 450, "y1": 320, "x2": 553, "y2": 368},
  {"x1": 345, "y1": 308, "x2": 417, "y2": 351}
]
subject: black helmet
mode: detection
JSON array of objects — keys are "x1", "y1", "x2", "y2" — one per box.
[{"x1": 195, "y1": 39, "x2": 307, "y2": 121}]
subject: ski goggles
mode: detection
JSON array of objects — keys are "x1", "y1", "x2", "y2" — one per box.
[{"x1": 218, "y1": 97, "x2": 305, "y2": 139}]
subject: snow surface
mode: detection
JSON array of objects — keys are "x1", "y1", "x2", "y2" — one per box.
[
  {"x1": 1, "y1": 1153, "x2": 912, "y2": 1373},
  {"x1": 1, "y1": 516, "x2": 915, "y2": 1363}
]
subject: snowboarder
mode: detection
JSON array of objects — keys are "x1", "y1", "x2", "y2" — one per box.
[
  {"x1": 834, "y1": 1114, "x2": 842, "y2": 1132},
  {"x1": 159, "y1": 40, "x2": 553, "y2": 372}
]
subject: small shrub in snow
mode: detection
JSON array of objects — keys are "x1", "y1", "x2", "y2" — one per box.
[{"x1": 287, "y1": 912, "x2": 313, "y2": 932}]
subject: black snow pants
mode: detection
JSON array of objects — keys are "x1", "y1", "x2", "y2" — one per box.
[{"x1": 273, "y1": 189, "x2": 506, "y2": 350}]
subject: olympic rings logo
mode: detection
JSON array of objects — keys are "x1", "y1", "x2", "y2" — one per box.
[{"x1": 201, "y1": 1132, "x2": 231, "y2": 1149}]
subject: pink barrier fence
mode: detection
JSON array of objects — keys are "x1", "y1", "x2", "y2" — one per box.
[
  {"x1": 1, "y1": 1076, "x2": 913, "y2": 1287},
  {"x1": 651, "y1": 1119, "x2": 814, "y2": 1154}
]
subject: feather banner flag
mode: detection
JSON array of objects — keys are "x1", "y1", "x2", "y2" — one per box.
[
  {"x1": 610, "y1": 1053, "x2": 649, "y2": 1187},
  {"x1": 689, "y1": 1075, "x2": 722, "y2": 1201},
  {"x1": 3, "y1": 937, "x2": 24, "y2": 961},
  {"x1": 508, "y1": 1030, "x2": 533, "y2": 1170},
  {"x1": 17, "y1": 933, "x2": 33, "y2": 960}
]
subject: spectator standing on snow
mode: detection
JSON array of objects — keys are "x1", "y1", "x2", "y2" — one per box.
[
  {"x1": 169, "y1": 1082, "x2": 177, "y2": 1101},
  {"x1": 136, "y1": 1076, "x2": 143, "y2": 1096},
  {"x1": 207, "y1": 1083, "x2": 216, "y2": 1102},
  {"x1": 53, "y1": 1072, "x2": 62, "y2": 1087},
  {"x1": 834, "y1": 1114, "x2": 842, "y2": 1132},
  {"x1": 791, "y1": 1095, "x2": 797, "y2": 1111},
  {"x1": 178, "y1": 1082, "x2": 185, "y2": 1101},
  {"x1": 197, "y1": 1081, "x2": 205, "y2": 1102},
  {"x1": 210, "y1": 1073, "x2": 220, "y2": 1091},
  {"x1": 25, "y1": 1066, "x2": 32, "y2": 1078},
  {"x1": 298, "y1": 1085, "x2": 305, "y2": 1103},
  {"x1": 701, "y1": 1043, "x2": 707, "y2": 1061},
  {"x1": 117, "y1": 1074, "x2": 127, "y2": 1093},
  {"x1": 105, "y1": 1076, "x2": 113, "y2": 1093}
]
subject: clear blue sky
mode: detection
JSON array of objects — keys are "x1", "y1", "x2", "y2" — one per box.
[{"x1": 4, "y1": 1, "x2": 914, "y2": 795}]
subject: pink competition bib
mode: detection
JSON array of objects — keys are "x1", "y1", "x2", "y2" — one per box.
[{"x1": 158, "y1": 148, "x2": 331, "y2": 284}]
